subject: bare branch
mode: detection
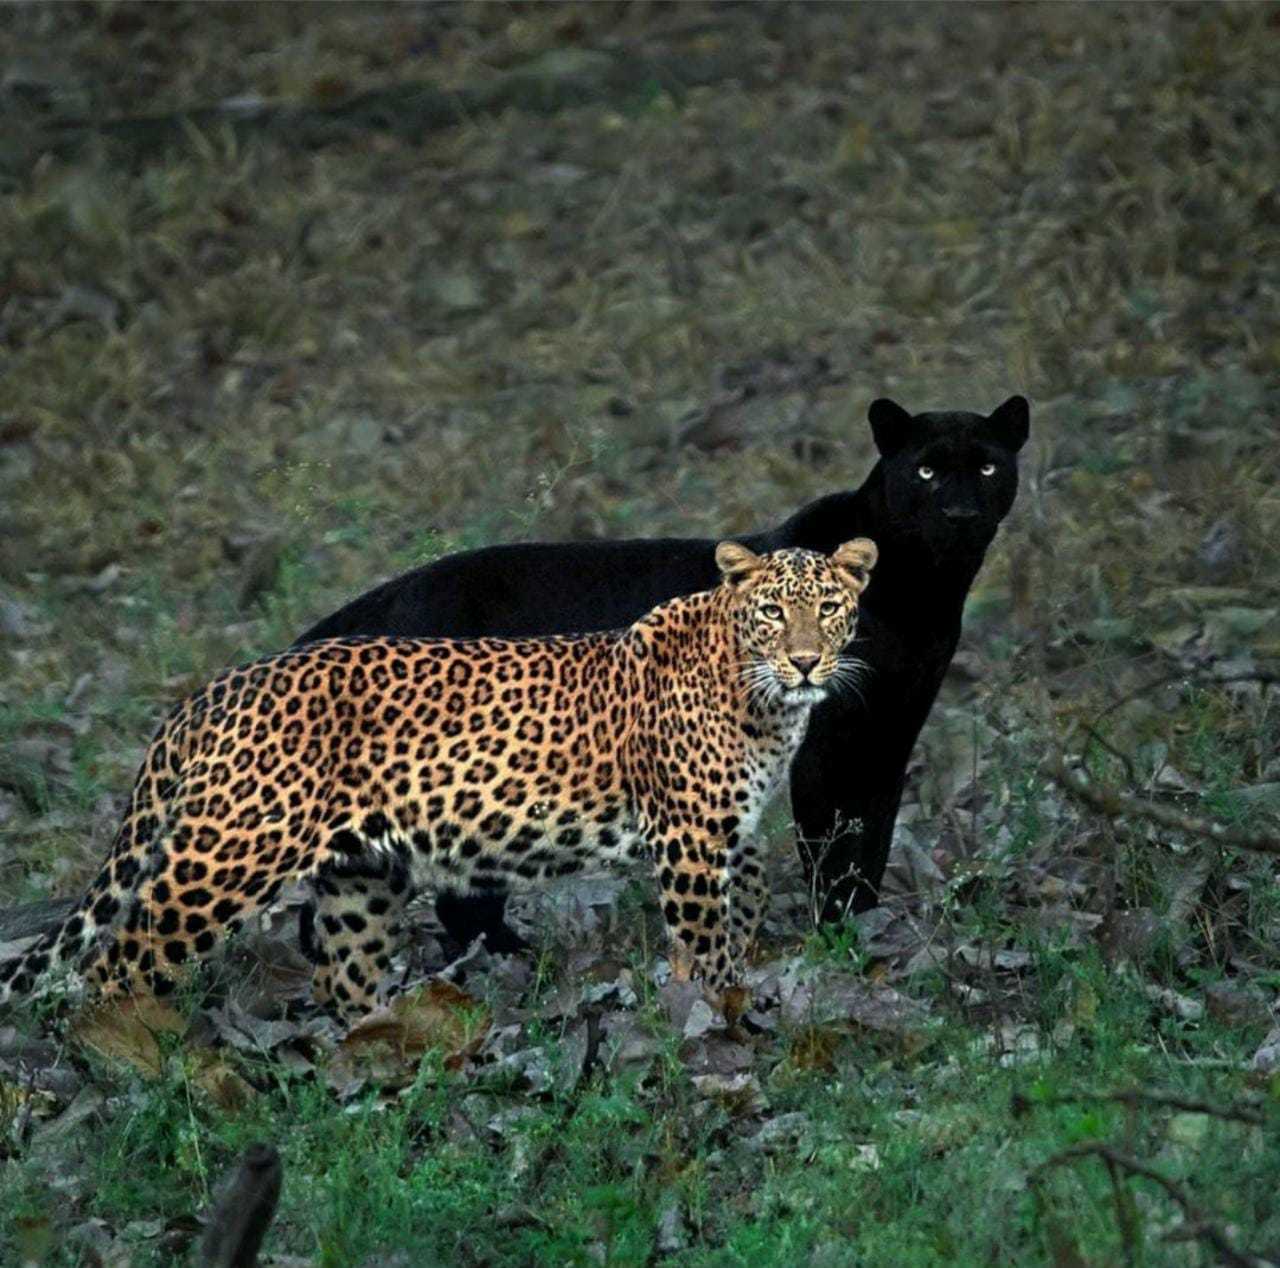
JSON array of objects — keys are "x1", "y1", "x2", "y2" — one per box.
[
  {"x1": 1045, "y1": 751, "x2": 1280, "y2": 859},
  {"x1": 1029, "y1": 1142, "x2": 1259, "y2": 1268},
  {"x1": 1014, "y1": 1086, "x2": 1265, "y2": 1127},
  {"x1": 1091, "y1": 669, "x2": 1278, "y2": 729}
]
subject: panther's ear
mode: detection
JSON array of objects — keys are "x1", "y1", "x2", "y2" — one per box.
[
  {"x1": 868, "y1": 398, "x2": 916, "y2": 458},
  {"x1": 715, "y1": 541, "x2": 765, "y2": 588},
  {"x1": 831, "y1": 538, "x2": 878, "y2": 593},
  {"x1": 988, "y1": 395, "x2": 1030, "y2": 452}
]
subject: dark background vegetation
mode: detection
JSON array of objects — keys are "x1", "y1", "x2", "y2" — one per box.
[{"x1": 1, "y1": 3, "x2": 1278, "y2": 1264}]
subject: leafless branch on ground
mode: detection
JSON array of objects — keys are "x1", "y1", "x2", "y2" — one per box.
[
  {"x1": 1029, "y1": 1142, "x2": 1262, "y2": 1268},
  {"x1": 1013, "y1": 1086, "x2": 1266, "y2": 1127},
  {"x1": 1045, "y1": 751, "x2": 1280, "y2": 860}
]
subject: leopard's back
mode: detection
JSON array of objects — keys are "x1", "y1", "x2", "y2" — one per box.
[{"x1": 0, "y1": 629, "x2": 648, "y2": 1007}]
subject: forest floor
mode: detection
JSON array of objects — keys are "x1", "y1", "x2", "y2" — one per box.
[{"x1": 1, "y1": 3, "x2": 1279, "y2": 1264}]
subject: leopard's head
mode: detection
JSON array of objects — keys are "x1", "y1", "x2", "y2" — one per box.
[{"x1": 716, "y1": 540, "x2": 878, "y2": 706}]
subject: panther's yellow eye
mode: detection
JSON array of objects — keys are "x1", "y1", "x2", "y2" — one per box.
[
  {"x1": 980, "y1": 462, "x2": 997, "y2": 477},
  {"x1": 819, "y1": 600, "x2": 840, "y2": 618},
  {"x1": 760, "y1": 603, "x2": 784, "y2": 621}
]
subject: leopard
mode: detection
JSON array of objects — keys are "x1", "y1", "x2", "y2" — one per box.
[{"x1": 0, "y1": 539, "x2": 877, "y2": 1022}]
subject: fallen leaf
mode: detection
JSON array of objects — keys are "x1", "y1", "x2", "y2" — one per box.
[
  {"x1": 491, "y1": 1045, "x2": 556, "y2": 1095},
  {"x1": 690, "y1": 1071, "x2": 765, "y2": 1116},
  {"x1": 206, "y1": 1002, "x2": 309, "y2": 1055},
  {"x1": 953, "y1": 945, "x2": 1034, "y2": 971},
  {"x1": 786, "y1": 1025, "x2": 843, "y2": 1072},
  {"x1": 682, "y1": 999, "x2": 721, "y2": 1040},
  {"x1": 1140, "y1": 983, "x2": 1204, "y2": 1022},
  {"x1": 746, "y1": 1111, "x2": 812, "y2": 1154},
  {"x1": 598, "y1": 1012, "x2": 662, "y2": 1075},
  {"x1": 188, "y1": 1051, "x2": 256, "y2": 1112},
  {"x1": 1250, "y1": 1027, "x2": 1280, "y2": 1073},
  {"x1": 29, "y1": 1085, "x2": 108, "y2": 1150},
  {"x1": 978, "y1": 1022, "x2": 1042, "y2": 1067},
  {"x1": 776, "y1": 960, "x2": 931, "y2": 1040},
  {"x1": 70, "y1": 995, "x2": 187, "y2": 1077},
  {"x1": 683, "y1": 1037, "x2": 755, "y2": 1076},
  {"x1": 658, "y1": 978, "x2": 716, "y2": 1036},
  {"x1": 1204, "y1": 981, "x2": 1270, "y2": 1029},
  {"x1": 329, "y1": 980, "x2": 489, "y2": 1089},
  {"x1": 0, "y1": 1025, "x2": 82, "y2": 1098}
]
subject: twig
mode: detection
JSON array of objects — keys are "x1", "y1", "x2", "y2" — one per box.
[
  {"x1": 1090, "y1": 669, "x2": 1278, "y2": 729},
  {"x1": 9, "y1": 1064, "x2": 37, "y2": 1156},
  {"x1": 1103, "y1": 1151, "x2": 1140, "y2": 1268},
  {"x1": 198, "y1": 1142, "x2": 282, "y2": 1268},
  {"x1": 1076, "y1": 721, "x2": 1138, "y2": 786},
  {"x1": 1014, "y1": 1086, "x2": 1265, "y2": 1127},
  {"x1": 1029, "y1": 1142, "x2": 1258, "y2": 1268},
  {"x1": 1045, "y1": 752, "x2": 1280, "y2": 859}
]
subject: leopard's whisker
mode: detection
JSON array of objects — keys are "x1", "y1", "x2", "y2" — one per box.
[
  {"x1": 837, "y1": 654, "x2": 872, "y2": 673},
  {"x1": 828, "y1": 664, "x2": 870, "y2": 710}
]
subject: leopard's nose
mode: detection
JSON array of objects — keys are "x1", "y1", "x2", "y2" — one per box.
[{"x1": 789, "y1": 653, "x2": 819, "y2": 678}]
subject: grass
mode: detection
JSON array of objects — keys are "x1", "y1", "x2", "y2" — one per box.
[
  {"x1": 4, "y1": 956, "x2": 1275, "y2": 1266},
  {"x1": 1, "y1": 2, "x2": 1279, "y2": 1264}
]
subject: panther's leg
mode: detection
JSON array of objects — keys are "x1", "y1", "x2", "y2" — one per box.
[
  {"x1": 304, "y1": 852, "x2": 414, "y2": 1021},
  {"x1": 651, "y1": 828, "x2": 736, "y2": 997},
  {"x1": 726, "y1": 838, "x2": 769, "y2": 968},
  {"x1": 790, "y1": 692, "x2": 927, "y2": 922},
  {"x1": 435, "y1": 889, "x2": 528, "y2": 955}
]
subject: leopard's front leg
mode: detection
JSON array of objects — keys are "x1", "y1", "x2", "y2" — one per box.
[
  {"x1": 651, "y1": 828, "x2": 747, "y2": 1013},
  {"x1": 727, "y1": 837, "x2": 769, "y2": 969}
]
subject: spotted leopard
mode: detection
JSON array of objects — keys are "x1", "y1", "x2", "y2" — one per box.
[{"x1": 0, "y1": 539, "x2": 877, "y2": 1019}]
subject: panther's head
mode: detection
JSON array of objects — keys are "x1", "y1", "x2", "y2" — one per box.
[
  {"x1": 716, "y1": 540, "x2": 878, "y2": 706},
  {"x1": 868, "y1": 395, "x2": 1030, "y2": 558}
]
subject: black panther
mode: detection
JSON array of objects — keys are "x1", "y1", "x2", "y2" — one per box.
[{"x1": 296, "y1": 395, "x2": 1030, "y2": 950}]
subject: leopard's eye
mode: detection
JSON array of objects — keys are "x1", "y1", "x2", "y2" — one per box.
[
  {"x1": 818, "y1": 600, "x2": 840, "y2": 618},
  {"x1": 979, "y1": 462, "x2": 997, "y2": 477},
  {"x1": 760, "y1": 603, "x2": 784, "y2": 621},
  {"x1": 917, "y1": 465, "x2": 935, "y2": 481}
]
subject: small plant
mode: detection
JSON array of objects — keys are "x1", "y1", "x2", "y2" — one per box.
[{"x1": 802, "y1": 918, "x2": 868, "y2": 973}]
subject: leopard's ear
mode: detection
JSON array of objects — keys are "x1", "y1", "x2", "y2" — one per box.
[
  {"x1": 831, "y1": 538, "x2": 877, "y2": 593},
  {"x1": 715, "y1": 541, "x2": 765, "y2": 588},
  {"x1": 868, "y1": 398, "x2": 916, "y2": 458}
]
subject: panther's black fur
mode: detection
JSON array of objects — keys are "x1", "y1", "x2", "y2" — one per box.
[{"x1": 297, "y1": 395, "x2": 1029, "y2": 948}]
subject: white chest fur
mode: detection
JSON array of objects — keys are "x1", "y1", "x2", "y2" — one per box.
[{"x1": 735, "y1": 702, "x2": 815, "y2": 837}]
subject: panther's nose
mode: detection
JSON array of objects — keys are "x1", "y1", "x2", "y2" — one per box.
[{"x1": 789, "y1": 653, "x2": 819, "y2": 678}]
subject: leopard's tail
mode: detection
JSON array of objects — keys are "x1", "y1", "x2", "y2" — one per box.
[
  {"x1": 0, "y1": 705, "x2": 190, "y2": 1009},
  {"x1": 0, "y1": 795, "x2": 180, "y2": 1008},
  {"x1": 0, "y1": 885, "x2": 109, "y2": 1006}
]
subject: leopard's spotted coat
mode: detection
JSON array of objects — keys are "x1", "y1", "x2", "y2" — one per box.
[{"x1": 0, "y1": 540, "x2": 876, "y2": 1018}]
